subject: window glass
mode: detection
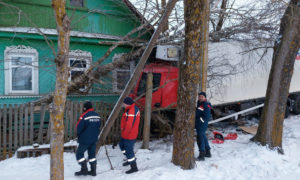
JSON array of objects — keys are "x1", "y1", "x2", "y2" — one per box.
[
  {"x1": 68, "y1": 51, "x2": 91, "y2": 92},
  {"x1": 112, "y1": 54, "x2": 135, "y2": 93},
  {"x1": 4, "y1": 45, "x2": 38, "y2": 95},
  {"x1": 116, "y1": 71, "x2": 131, "y2": 90},
  {"x1": 12, "y1": 57, "x2": 32, "y2": 66},
  {"x1": 11, "y1": 56, "x2": 33, "y2": 91},
  {"x1": 137, "y1": 73, "x2": 161, "y2": 96},
  {"x1": 70, "y1": 60, "x2": 86, "y2": 68},
  {"x1": 12, "y1": 67, "x2": 32, "y2": 90}
]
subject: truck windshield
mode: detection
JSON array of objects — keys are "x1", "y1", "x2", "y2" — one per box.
[{"x1": 137, "y1": 73, "x2": 161, "y2": 96}]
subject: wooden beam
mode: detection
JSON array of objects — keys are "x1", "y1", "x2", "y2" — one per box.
[
  {"x1": 95, "y1": 0, "x2": 179, "y2": 153},
  {"x1": 142, "y1": 73, "x2": 153, "y2": 149}
]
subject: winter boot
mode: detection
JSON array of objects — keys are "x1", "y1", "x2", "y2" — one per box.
[
  {"x1": 125, "y1": 161, "x2": 138, "y2": 174},
  {"x1": 197, "y1": 152, "x2": 205, "y2": 161},
  {"x1": 75, "y1": 160, "x2": 88, "y2": 176},
  {"x1": 123, "y1": 157, "x2": 137, "y2": 166},
  {"x1": 205, "y1": 149, "x2": 212, "y2": 158},
  {"x1": 88, "y1": 161, "x2": 97, "y2": 176},
  {"x1": 123, "y1": 161, "x2": 130, "y2": 166}
]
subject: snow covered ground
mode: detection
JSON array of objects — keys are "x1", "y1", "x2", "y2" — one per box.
[{"x1": 0, "y1": 115, "x2": 299, "y2": 180}]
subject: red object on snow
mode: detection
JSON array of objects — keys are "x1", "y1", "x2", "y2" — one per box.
[
  {"x1": 211, "y1": 131, "x2": 238, "y2": 144},
  {"x1": 212, "y1": 139, "x2": 224, "y2": 144},
  {"x1": 212, "y1": 131, "x2": 224, "y2": 144},
  {"x1": 224, "y1": 133, "x2": 238, "y2": 140},
  {"x1": 213, "y1": 131, "x2": 224, "y2": 140}
]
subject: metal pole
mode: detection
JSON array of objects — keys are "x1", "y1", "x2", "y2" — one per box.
[{"x1": 209, "y1": 104, "x2": 264, "y2": 124}]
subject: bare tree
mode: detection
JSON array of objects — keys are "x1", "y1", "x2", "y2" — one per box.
[
  {"x1": 251, "y1": 0, "x2": 300, "y2": 153},
  {"x1": 50, "y1": 0, "x2": 70, "y2": 179},
  {"x1": 172, "y1": 0, "x2": 209, "y2": 169}
]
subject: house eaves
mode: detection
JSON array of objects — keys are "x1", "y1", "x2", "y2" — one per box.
[{"x1": 122, "y1": 0, "x2": 154, "y2": 33}]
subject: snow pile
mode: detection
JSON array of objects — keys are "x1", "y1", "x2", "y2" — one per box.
[{"x1": 0, "y1": 115, "x2": 299, "y2": 180}]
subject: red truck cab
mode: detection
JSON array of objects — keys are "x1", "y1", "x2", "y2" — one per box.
[{"x1": 131, "y1": 62, "x2": 178, "y2": 110}]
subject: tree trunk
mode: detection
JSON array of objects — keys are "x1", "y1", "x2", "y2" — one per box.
[
  {"x1": 199, "y1": 0, "x2": 210, "y2": 92},
  {"x1": 251, "y1": 0, "x2": 300, "y2": 153},
  {"x1": 50, "y1": 0, "x2": 70, "y2": 179},
  {"x1": 216, "y1": 0, "x2": 228, "y2": 32},
  {"x1": 161, "y1": 0, "x2": 169, "y2": 34},
  {"x1": 172, "y1": 0, "x2": 209, "y2": 169}
]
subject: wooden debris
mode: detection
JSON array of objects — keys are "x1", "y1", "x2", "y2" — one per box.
[
  {"x1": 17, "y1": 145, "x2": 77, "y2": 158},
  {"x1": 239, "y1": 126, "x2": 258, "y2": 135}
]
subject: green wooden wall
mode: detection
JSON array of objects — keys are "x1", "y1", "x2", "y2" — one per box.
[
  {"x1": 0, "y1": 0, "x2": 152, "y2": 105},
  {"x1": 0, "y1": 0, "x2": 149, "y2": 39}
]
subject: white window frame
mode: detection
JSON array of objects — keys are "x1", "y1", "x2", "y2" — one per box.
[
  {"x1": 4, "y1": 45, "x2": 39, "y2": 95},
  {"x1": 112, "y1": 54, "x2": 135, "y2": 93},
  {"x1": 68, "y1": 50, "x2": 92, "y2": 92}
]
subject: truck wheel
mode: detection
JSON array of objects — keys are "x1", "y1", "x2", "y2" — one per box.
[{"x1": 293, "y1": 96, "x2": 300, "y2": 115}]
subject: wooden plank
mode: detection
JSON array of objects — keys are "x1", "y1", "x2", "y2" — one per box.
[
  {"x1": 239, "y1": 126, "x2": 258, "y2": 135},
  {"x1": 142, "y1": 73, "x2": 153, "y2": 149},
  {"x1": 29, "y1": 103, "x2": 34, "y2": 144},
  {"x1": 64, "y1": 101, "x2": 70, "y2": 141},
  {"x1": 69, "y1": 101, "x2": 74, "y2": 140},
  {"x1": 8, "y1": 104, "x2": 13, "y2": 157},
  {"x1": 3, "y1": 105, "x2": 7, "y2": 159},
  {"x1": 38, "y1": 104, "x2": 46, "y2": 144},
  {"x1": 19, "y1": 104, "x2": 24, "y2": 146},
  {"x1": 17, "y1": 145, "x2": 77, "y2": 158},
  {"x1": 73, "y1": 102, "x2": 79, "y2": 138},
  {"x1": 95, "y1": 102, "x2": 100, "y2": 114},
  {"x1": 105, "y1": 103, "x2": 112, "y2": 144},
  {"x1": 0, "y1": 108, "x2": 2, "y2": 160},
  {"x1": 24, "y1": 105, "x2": 29, "y2": 145},
  {"x1": 14, "y1": 104, "x2": 19, "y2": 152},
  {"x1": 46, "y1": 116, "x2": 51, "y2": 143},
  {"x1": 79, "y1": 101, "x2": 83, "y2": 115}
]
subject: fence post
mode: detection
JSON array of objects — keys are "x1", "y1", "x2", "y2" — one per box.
[
  {"x1": 0, "y1": 108, "x2": 2, "y2": 160},
  {"x1": 19, "y1": 104, "x2": 24, "y2": 146},
  {"x1": 3, "y1": 104, "x2": 7, "y2": 159},
  {"x1": 73, "y1": 102, "x2": 79, "y2": 139},
  {"x1": 24, "y1": 105, "x2": 29, "y2": 145},
  {"x1": 29, "y1": 103, "x2": 34, "y2": 145},
  {"x1": 8, "y1": 104, "x2": 13, "y2": 157},
  {"x1": 38, "y1": 104, "x2": 46, "y2": 144},
  {"x1": 46, "y1": 115, "x2": 51, "y2": 143},
  {"x1": 64, "y1": 101, "x2": 70, "y2": 141},
  {"x1": 69, "y1": 102, "x2": 74, "y2": 140},
  {"x1": 14, "y1": 104, "x2": 18, "y2": 153}
]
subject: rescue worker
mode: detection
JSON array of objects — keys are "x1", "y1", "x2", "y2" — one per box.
[
  {"x1": 75, "y1": 101, "x2": 101, "y2": 176},
  {"x1": 195, "y1": 92, "x2": 212, "y2": 161},
  {"x1": 119, "y1": 97, "x2": 140, "y2": 174}
]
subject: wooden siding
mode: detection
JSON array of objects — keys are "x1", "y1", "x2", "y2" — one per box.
[{"x1": 0, "y1": 0, "x2": 150, "y2": 39}]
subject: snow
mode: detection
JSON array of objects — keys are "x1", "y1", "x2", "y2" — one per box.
[
  {"x1": 1, "y1": 115, "x2": 300, "y2": 180},
  {"x1": 0, "y1": 27, "x2": 123, "y2": 41}
]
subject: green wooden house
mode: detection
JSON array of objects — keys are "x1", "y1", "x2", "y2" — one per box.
[{"x1": 0, "y1": 0, "x2": 152, "y2": 105}]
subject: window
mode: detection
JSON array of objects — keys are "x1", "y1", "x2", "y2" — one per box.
[
  {"x1": 4, "y1": 45, "x2": 39, "y2": 95},
  {"x1": 70, "y1": 0, "x2": 84, "y2": 7},
  {"x1": 69, "y1": 50, "x2": 91, "y2": 91},
  {"x1": 137, "y1": 73, "x2": 161, "y2": 96},
  {"x1": 112, "y1": 54, "x2": 135, "y2": 93}
]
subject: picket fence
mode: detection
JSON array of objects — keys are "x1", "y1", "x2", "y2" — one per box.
[{"x1": 0, "y1": 101, "x2": 142, "y2": 161}]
